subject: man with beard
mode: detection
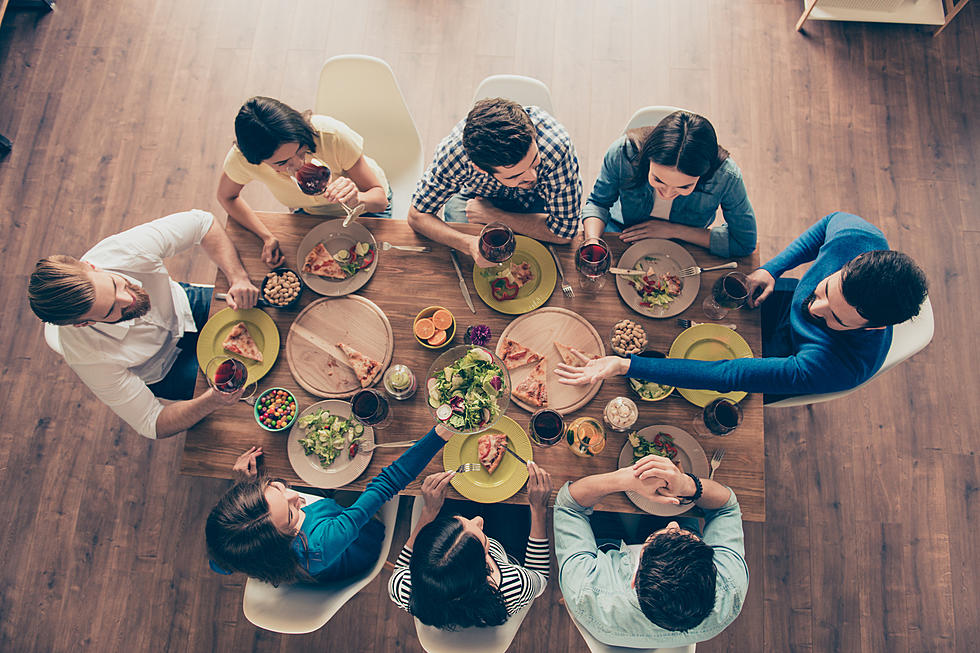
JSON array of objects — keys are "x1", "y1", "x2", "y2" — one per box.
[
  {"x1": 28, "y1": 209, "x2": 259, "y2": 438},
  {"x1": 555, "y1": 212, "x2": 928, "y2": 403},
  {"x1": 407, "y1": 98, "x2": 582, "y2": 266}
]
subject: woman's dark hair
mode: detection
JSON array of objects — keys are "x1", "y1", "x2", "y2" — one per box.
[
  {"x1": 462, "y1": 98, "x2": 536, "y2": 174},
  {"x1": 628, "y1": 111, "x2": 729, "y2": 190},
  {"x1": 408, "y1": 516, "x2": 509, "y2": 630},
  {"x1": 840, "y1": 250, "x2": 928, "y2": 327},
  {"x1": 634, "y1": 531, "x2": 716, "y2": 632},
  {"x1": 234, "y1": 96, "x2": 317, "y2": 165},
  {"x1": 205, "y1": 477, "x2": 314, "y2": 586}
]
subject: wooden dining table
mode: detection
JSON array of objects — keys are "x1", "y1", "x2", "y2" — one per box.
[{"x1": 181, "y1": 213, "x2": 765, "y2": 521}]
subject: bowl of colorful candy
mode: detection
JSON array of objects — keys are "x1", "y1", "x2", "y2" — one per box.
[{"x1": 253, "y1": 387, "x2": 299, "y2": 432}]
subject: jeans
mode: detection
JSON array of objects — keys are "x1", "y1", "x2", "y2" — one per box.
[
  {"x1": 443, "y1": 192, "x2": 548, "y2": 224},
  {"x1": 147, "y1": 283, "x2": 212, "y2": 401}
]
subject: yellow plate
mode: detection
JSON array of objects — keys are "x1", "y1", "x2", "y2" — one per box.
[
  {"x1": 196, "y1": 307, "x2": 280, "y2": 385},
  {"x1": 473, "y1": 235, "x2": 557, "y2": 315},
  {"x1": 442, "y1": 416, "x2": 533, "y2": 503},
  {"x1": 668, "y1": 324, "x2": 753, "y2": 407}
]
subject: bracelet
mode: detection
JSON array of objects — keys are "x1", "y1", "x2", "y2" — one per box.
[{"x1": 678, "y1": 473, "x2": 703, "y2": 504}]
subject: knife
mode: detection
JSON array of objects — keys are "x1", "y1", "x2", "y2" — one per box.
[
  {"x1": 448, "y1": 249, "x2": 476, "y2": 313},
  {"x1": 502, "y1": 444, "x2": 528, "y2": 465}
]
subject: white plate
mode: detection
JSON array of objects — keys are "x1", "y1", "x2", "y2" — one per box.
[
  {"x1": 296, "y1": 219, "x2": 379, "y2": 296},
  {"x1": 617, "y1": 424, "x2": 709, "y2": 516},
  {"x1": 287, "y1": 399, "x2": 375, "y2": 488},
  {"x1": 615, "y1": 239, "x2": 699, "y2": 318}
]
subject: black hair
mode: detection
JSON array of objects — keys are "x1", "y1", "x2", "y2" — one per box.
[
  {"x1": 462, "y1": 98, "x2": 536, "y2": 174},
  {"x1": 408, "y1": 516, "x2": 509, "y2": 630},
  {"x1": 634, "y1": 531, "x2": 717, "y2": 632},
  {"x1": 234, "y1": 96, "x2": 317, "y2": 165},
  {"x1": 629, "y1": 111, "x2": 729, "y2": 190},
  {"x1": 840, "y1": 250, "x2": 928, "y2": 327}
]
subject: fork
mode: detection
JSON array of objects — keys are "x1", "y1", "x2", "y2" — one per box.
[
  {"x1": 454, "y1": 463, "x2": 482, "y2": 473},
  {"x1": 382, "y1": 241, "x2": 429, "y2": 253},
  {"x1": 548, "y1": 245, "x2": 574, "y2": 298},
  {"x1": 708, "y1": 448, "x2": 726, "y2": 479},
  {"x1": 678, "y1": 261, "x2": 738, "y2": 278},
  {"x1": 676, "y1": 318, "x2": 737, "y2": 331}
]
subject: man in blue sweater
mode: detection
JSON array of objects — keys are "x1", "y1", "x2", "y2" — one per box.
[{"x1": 557, "y1": 212, "x2": 928, "y2": 402}]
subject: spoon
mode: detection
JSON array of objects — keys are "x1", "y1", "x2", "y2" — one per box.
[{"x1": 382, "y1": 241, "x2": 430, "y2": 253}]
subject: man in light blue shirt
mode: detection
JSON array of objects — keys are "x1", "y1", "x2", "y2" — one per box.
[{"x1": 554, "y1": 455, "x2": 748, "y2": 648}]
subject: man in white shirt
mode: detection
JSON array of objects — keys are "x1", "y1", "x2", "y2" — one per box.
[{"x1": 28, "y1": 209, "x2": 259, "y2": 439}]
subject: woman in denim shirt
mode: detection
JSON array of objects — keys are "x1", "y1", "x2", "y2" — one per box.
[{"x1": 582, "y1": 111, "x2": 756, "y2": 258}]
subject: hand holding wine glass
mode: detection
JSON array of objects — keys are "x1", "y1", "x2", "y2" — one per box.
[{"x1": 478, "y1": 222, "x2": 516, "y2": 265}]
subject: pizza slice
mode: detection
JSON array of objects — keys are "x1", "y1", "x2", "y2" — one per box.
[
  {"x1": 222, "y1": 322, "x2": 263, "y2": 362},
  {"x1": 336, "y1": 342, "x2": 382, "y2": 387},
  {"x1": 554, "y1": 341, "x2": 598, "y2": 367},
  {"x1": 303, "y1": 243, "x2": 346, "y2": 280},
  {"x1": 511, "y1": 358, "x2": 548, "y2": 407},
  {"x1": 495, "y1": 337, "x2": 544, "y2": 370},
  {"x1": 477, "y1": 432, "x2": 508, "y2": 474}
]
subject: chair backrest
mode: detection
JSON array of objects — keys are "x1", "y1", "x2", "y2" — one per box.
[
  {"x1": 43, "y1": 323, "x2": 63, "y2": 355},
  {"x1": 472, "y1": 74, "x2": 555, "y2": 115},
  {"x1": 241, "y1": 493, "x2": 401, "y2": 634},
  {"x1": 562, "y1": 600, "x2": 695, "y2": 653},
  {"x1": 408, "y1": 497, "x2": 537, "y2": 653},
  {"x1": 768, "y1": 295, "x2": 934, "y2": 408},
  {"x1": 315, "y1": 54, "x2": 424, "y2": 219},
  {"x1": 623, "y1": 106, "x2": 683, "y2": 133}
]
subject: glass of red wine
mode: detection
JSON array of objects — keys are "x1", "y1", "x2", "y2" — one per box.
[
  {"x1": 529, "y1": 408, "x2": 565, "y2": 447},
  {"x1": 703, "y1": 271, "x2": 749, "y2": 319},
  {"x1": 693, "y1": 397, "x2": 743, "y2": 437},
  {"x1": 293, "y1": 156, "x2": 365, "y2": 226},
  {"x1": 478, "y1": 222, "x2": 516, "y2": 265},
  {"x1": 575, "y1": 238, "x2": 611, "y2": 291},
  {"x1": 350, "y1": 388, "x2": 391, "y2": 429},
  {"x1": 205, "y1": 357, "x2": 256, "y2": 400}
]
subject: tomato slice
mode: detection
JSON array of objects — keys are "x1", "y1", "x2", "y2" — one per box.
[{"x1": 357, "y1": 246, "x2": 375, "y2": 270}]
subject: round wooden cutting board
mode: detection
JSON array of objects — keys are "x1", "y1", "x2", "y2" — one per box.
[
  {"x1": 286, "y1": 296, "x2": 393, "y2": 398},
  {"x1": 496, "y1": 307, "x2": 605, "y2": 415}
]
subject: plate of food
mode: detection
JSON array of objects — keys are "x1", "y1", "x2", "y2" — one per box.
[
  {"x1": 286, "y1": 296, "x2": 393, "y2": 398},
  {"x1": 287, "y1": 399, "x2": 375, "y2": 488},
  {"x1": 617, "y1": 425, "x2": 709, "y2": 516},
  {"x1": 425, "y1": 345, "x2": 510, "y2": 435},
  {"x1": 196, "y1": 307, "x2": 279, "y2": 385},
  {"x1": 496, "y1": 307, "x2": 605, "y2": 415},
  {"x1": 297, "y1": 219, "x2": 378, "y2": 296},
  {"x1": 668, "y1": 323, "x2": 753, "y2": 407},
  {"x1": 442, "y1": 416, "x2": 533, "y2": 503},
  {"x1": 615, "y1": 239, "x2": 699, "y2": 318},
  {"x1": 473, "y1": 235, "x2": 557, "y2": 314}
]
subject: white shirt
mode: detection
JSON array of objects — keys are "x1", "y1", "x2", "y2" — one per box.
[
  {"x1": 56, "y1": 210, "x2": 215, "y2": 438},
  {"x1": 650, "y1": 194, "x2": 674, "y2": 219}
]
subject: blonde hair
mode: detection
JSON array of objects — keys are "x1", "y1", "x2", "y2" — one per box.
[{"x1": 28, "y1": 255, "x2": 96, "y2": 325}]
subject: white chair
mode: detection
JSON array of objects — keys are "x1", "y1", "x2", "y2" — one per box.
[
  {"x1": 623, "y1": 106, "x2": 683, "y2": 132},
  {"x1": 241, "y1": 491, "x2": 401, "y2": 634},
  {"x1": 409, "y1": 497, "x2": 539, "y2": 653},
  {"x1": 315, "y1": 55, "x2": 424, "y2": 221},
  {"x1": 472, "y1": 74, "x2": 555, "y2": 115},
  {"x1": 563, "y1": 600, "x2": 695, "y2": 653},
  {"x1": 43, "y1": 323, "x2": 63, "y2": 355},
  {"x1": 769, "y1": 295, "x2": 935, "y2": 407}
]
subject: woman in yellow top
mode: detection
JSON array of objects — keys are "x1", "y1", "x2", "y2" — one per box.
[{"x1": 218, "y1": 96, "x2": 391, "y2": 266}]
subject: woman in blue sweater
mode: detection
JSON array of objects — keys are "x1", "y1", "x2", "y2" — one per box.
[{"x1": 206, "y1": 425, "x2": 452, "y2": 585}]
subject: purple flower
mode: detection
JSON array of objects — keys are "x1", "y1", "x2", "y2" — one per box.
[{"x1": 464, "y1": 324, "x2": 492, "y2": 347}]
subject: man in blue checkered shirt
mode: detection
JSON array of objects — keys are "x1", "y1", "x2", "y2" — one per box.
[{"x1": 408, "y1": 98, "x2": 583, "y2": 266}]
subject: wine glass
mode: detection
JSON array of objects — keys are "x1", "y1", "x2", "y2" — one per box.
[
  {"x1": 575, "y1": 238, "x2": 611, "y2": 291},
  {"x1": 204, "y1": 356, "x2": 256, "y2": 400},
  {"x1": 478, "y1": 222, "x2": 516, "y2": 265},
  {"x1": 350, "y1": 388, "x2": 392, "y2": 429},
  {"x1": 692, "y1": 397, "x2": 743, "y2": 437},
  {"x1": 293, "y1": 155, "x2": 366, "y2": 226},
  {"x1": 529, "y1": 408, "x2": 565, "y2": 447},
  {"x1": 703, "y1": 271, "x2": 749, "y2": 319}
]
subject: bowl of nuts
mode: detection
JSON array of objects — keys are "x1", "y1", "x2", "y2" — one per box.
[
  {"x1": 610, "y1": 318, "x2": 648, "y2": 356},
  {"x1": 261, "y1": 268, "x2": 304, "y2": 309}
]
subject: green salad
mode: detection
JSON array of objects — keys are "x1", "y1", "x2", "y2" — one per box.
[
  {"x1": 628, "y1": 378, "x2": 673, "y2": 400},
  {"x1": 297, "y1": 408, "x2": 365, "y2": 468},
  {"x1": 628, "y1": 430, "x2": 679, "y2": 465},
  {"x1": 427, "y1": 348, "x2": 505, "y2": 431}
]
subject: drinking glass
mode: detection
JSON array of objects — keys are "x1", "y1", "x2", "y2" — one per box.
[
  {"x1": 575, "y1": 238, "x2": 611, "y2": 291},
  {"x1": 478, "y1": 222, "x2": 516, "y2": 264},
  {"x1": 567, "y1": 416, "x2": 606, "y2": 457},
  {"x1": 350, "y1": 388, "x2": 392, "y2": 428},
  {"x1": 693, "y1": 398, "x2": 743, "y2": 437},
  {"x1": 294, "y1": 155, "x2": 365, "y2": 224},
  {"x1": 529, "y1": 408, "x2": 565, "y2": 447},
  {"x1": 703, "y1": 271, "x2": 749, "y2": 319},
  {"x1": 204, "y1": 356, "x2": 256, "y2": 400}
]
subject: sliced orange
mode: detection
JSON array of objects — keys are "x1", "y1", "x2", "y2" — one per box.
[
  {"x1": 414, "y1": 317, "x2": 435, "y2": 340},
  {"x1": 432, "y1": 309, "x2": 454, "y2": 330},
  {"x1": 427, "y1": 329, "x2": 448, "y2": 347}
]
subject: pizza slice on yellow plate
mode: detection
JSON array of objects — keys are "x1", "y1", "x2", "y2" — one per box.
[
  {"x1": 336, "y1": 342, "x2": 382, "y2": 387},
  {"x1": 496, "y1": 337, "x2": 544, "y2": 370},
  {"x1": 512, "y1": 358, "x2": 548, "y2": 407},
  {"x1": 477, "y1": 432, "x2": 508, "y2": 474},
  {"x1": 222, "y1": 322, "x2": 263, "y2": 362},
  {"x1": 303, "y1": 242, "x2": 346, "y2": 280}
]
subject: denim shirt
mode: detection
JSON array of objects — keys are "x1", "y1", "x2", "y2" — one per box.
[
  {"x1": 554, "y1": 483, "x2": 749, "y2": 648},
  {"x1": 582, "y1": 135, "x2": 757, "y2": 258}
]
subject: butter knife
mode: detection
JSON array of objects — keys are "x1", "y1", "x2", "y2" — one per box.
[
  {"x1": 502, "y1": 444, "x2": 528, "y2": 465},
  {"x1": 448, "y1": 249, "x2": 476, "y2": 313}
]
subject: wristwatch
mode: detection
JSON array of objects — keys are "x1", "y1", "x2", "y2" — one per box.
[{"x1": 678, "y1": 473, "x2": 703, "y2": 504}]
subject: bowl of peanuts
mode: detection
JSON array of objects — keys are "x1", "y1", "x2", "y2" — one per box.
[
  {"x1": 260, "y1": 268, "x2": 304, "y2": 309},
  {"x1": 610, "y1": 318, "x2": 648, "y2": 356}
]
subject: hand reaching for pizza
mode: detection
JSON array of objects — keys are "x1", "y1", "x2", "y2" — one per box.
[
  {"x1": 232, "y1": 446, "x2": 263, "y2": 478},
  {"x1": 554, "y1": 354, "x2": 630, "y2": 386},
  {"x1": 323, "y1": 176, "x2": 358, "y2": 206},
  {"x1": 526, "y1": 461, "x2": 553, "y2": 513},
  {"x1": 225, "y1": 278, "x2": 260, "y2": 310}
]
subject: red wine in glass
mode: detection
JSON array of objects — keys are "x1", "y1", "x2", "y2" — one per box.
[
  {"x1": 209, "y1": 357, "x2": 247, "y2": 393},
  {"x1": 530, "y1": 408, "x2": 565, "y2": 446},
  {"x1": 576, "y1": 238, "x2": 611, "y2": 289},
  {"x1": 700, "y1": 398, "x2": 742, "y2": 436},
  {"x1": 479, "y1": 222, "x2": 516, "y2": 264},
  {"x1": 295, "y1": 159, "x2": 331, "y2": 196},
  {"x1": 351, "y1": 388, "x2": 391, "y2": 427},
  {"x1": 703, "y1": 271, "x2": 749, "y2": 319}
]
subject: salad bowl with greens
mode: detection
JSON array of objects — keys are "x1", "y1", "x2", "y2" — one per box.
[{"x1": 426, "y1": 345, "x2": 511, "y2": 434}]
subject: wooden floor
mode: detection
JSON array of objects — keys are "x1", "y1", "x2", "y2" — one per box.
[{"x1": 1, "y1": 1, "x2": 977, "y2": 651}]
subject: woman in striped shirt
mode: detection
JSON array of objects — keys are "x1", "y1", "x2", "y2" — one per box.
[{"x1": 388, "y1": 462, "x2": 553, "y2": 629}]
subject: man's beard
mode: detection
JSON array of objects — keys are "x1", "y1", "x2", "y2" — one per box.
[
  {"x1": 800, "y1": 291, "x2": 825, "y2": 327},
  {"x1": 117, "y1": 284, "x2": 151, "y2": 321}
]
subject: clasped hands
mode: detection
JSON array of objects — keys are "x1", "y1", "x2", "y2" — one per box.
[{"x1": 619, "y1": 454, "x2": 697, "y2": 506}]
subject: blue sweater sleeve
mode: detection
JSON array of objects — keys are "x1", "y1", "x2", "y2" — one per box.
[
  {"x1": 710, "y1": 164, "x2": 757, "y2": 258},
  {"x1": 581, "y1": 138, "x2": 626, "y2": 225}
]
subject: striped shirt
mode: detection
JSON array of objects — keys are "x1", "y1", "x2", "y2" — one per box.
[
  {"x1": 388, "y1": 536, "x2": 550, "y2": 617},
  {"x1": 411, "y1": 106, "x2": 583, "y2": 238}
]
